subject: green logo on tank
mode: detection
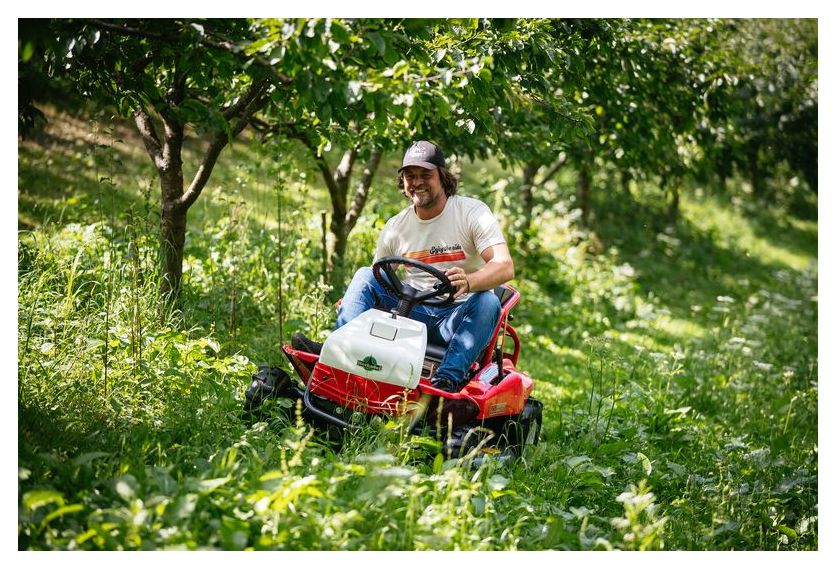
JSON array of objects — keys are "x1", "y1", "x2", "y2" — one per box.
[{"x1": 357, "y1": 355, "x2": 383, "y2": 372}]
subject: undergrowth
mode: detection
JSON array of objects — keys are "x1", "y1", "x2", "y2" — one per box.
[{"x1": 18, "y1": 112, "x2": 817, "y2": 550}]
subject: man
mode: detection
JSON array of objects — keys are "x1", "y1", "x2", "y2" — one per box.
[{"x1": 294, "y1": 140, "x2": 514, "y2": 392}]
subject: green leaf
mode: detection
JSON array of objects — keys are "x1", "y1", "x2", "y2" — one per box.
[
  {"x1": 432, "y1": 453, "x2": 444, "y2": 474},
  {"x1": 86, "y1": 338, "x2": 105, "y2": 350},
  {"x1": 777, "y1": 525, "x2": 798, "y2": 539},
  {"x1": 487, "y1": 474, "x2": 509, "y2": 491},
  {"x1": 114, "y1": 474, "x2": 138, "y2": 501},
  {"x1": 471, "y1": 495, "x2": 486, "y2": 515},
  {"x1": 320, "y1": 103, "x2": 332, "y2": 123},
  {"x1": 564, "y1": 455, "x2": 591, "y2": 468},
  {"x1": 197, "y1": 476, "x2": 231, "y2": 494},
  {"x1": 41, "y1": 504, "x2": 84, "y2": 528},
  {"x1": 664, "y1": 406, "x2": 692, "y2": 416},
  {"x1": 21, "y1": 41, "x2": 35, "y2": 63},
  {"x1": 597, "y1": 440, "x2": 629, "y2": 455},
  {"x1": 368, "y1": 32, "x2": 386, "y2": 56},
  {"x1": 637, "y1": 452, "x2": 653, "y2": 476},
  {"x1": 71, "y1": 451, "x2": 110, "y2": 466},
  {"x1": 171, "y1": 493, "x2": 198, "y2": 520},
  {"x1": 392, "y1": 60, "x2": 409, "y2": 79},
  {"x1": 575, "y1": 471, "x2": 605, "y2": 489},
  {"x1": 23, "y1": 489, "x2": 64, "y2": 511}
]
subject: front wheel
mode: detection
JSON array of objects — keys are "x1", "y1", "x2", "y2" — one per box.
[
  {"x1": 502, "y1": 398, "x2": 543, "y2": 453},
  {"x1": 243, "y1": 366, "x2": 292, "y2": 413}
]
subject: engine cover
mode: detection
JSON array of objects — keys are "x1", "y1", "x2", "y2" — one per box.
[{"x1": 318, "y1": 309, "x2": 427, "y2": 389}]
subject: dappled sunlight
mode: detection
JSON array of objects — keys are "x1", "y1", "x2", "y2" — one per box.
[
  {"x1": 681, "y1": 194, "x2": 817, "y2": 272},
  {"x1": 638, "y1": 315, "x2": 706, "y2": 342},
  {"x1": 531, "y1": 335, "x2": 586, "y2": 361}
]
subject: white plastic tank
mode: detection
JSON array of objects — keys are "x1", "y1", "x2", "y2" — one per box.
[{"x1": 318, "y1": 309, "x2": 427, "y2": 389}]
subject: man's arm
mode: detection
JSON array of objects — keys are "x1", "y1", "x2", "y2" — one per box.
[{"x1": 447, "y1": 243, "x2": 514, "y2": 299}]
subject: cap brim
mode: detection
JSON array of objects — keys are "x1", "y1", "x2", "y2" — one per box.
[{"x1": 398, "y1": 160, "x2": 439, "y2": 172}]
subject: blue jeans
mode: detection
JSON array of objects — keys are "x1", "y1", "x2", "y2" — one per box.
[{"x1": 336, "y1": 267, "x2": 501, "y2": 386}]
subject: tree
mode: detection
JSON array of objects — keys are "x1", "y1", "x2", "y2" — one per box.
[
  {"x1": 254, "y1": 18, "x2": 593, "y2": 283},
  {"x1": 499, "y1": 19, "x2": 745, "y2": 227},
  {"x1": 698, "y1": 19, "x2": 818, "y2": 198},
  {"x1": 20, "y1": 19, "x2": 284, "y2": 298}
]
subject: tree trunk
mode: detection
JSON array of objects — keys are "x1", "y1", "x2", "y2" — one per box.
[
  {"x1": 578, "y1": 165, "x2": 591, "y2": 226},
  {"x1": 325, "y1": 149, "x2": 354, "y2": 277},
  {"x1": 621, "y1": 170, "x2": 633, "y2": 199},
  {"x1": 748, "y1": 144, "x2": 764, "y2": 198},
  {"x1": 667, "y1": 183, "x2": 680, "y2": 223},
  {"x1": 160, "y1": 203, "x2": 187, "y2": 298},
  {"x1": 156, "y1": 120, "x2": 187, "y2": 298},
  {"x1": 520, "y1": 163, "x2": 538, "y2": 238},
  {"x1": 300, "y1": 144, "x2": 382, "y2": 286},
  {"x1": 717, "y1": 144, "x2": 732, "y2": 194},
  {"x1": 133, "y1": 80, "x2": 270, "y2": 300}
]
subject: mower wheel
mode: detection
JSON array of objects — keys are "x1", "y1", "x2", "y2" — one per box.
[
  {"x1": 503, "y1": 398, "x2": 543, "y2": 453},
  {"x1": 243, "y1": 366, "x2": 292, "y2": 413},
  {"x1": 443, "y1": 424, "x2": 495, "y2": 459}
]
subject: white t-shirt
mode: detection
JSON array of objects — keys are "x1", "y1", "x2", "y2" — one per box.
[{"x1": 374, "y1": 195, "x2": 506, "y2": 302}]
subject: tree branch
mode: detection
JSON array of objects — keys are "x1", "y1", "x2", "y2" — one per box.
[
  {"x1": 279, "y1": 124, "x2": 344, "y2": 207},
  {"x1": 177, "y1": 80, "x2": 271, "y2": 211},
  {"x1": 80, "y1": 18, "x2": 172, "y2": 41},
  {"x1": 222, "y1": 81, "x2": 266, "y2": 121},
  {"x1": 334, "y1": 148, "x2": 357, "y2": 189},
  {"x1": 81, "y1": 19, "x2": 294, "y2": 87},
  {"x1": 133, "y1": 108, "x2": 164, "y2": 169},
  {"x1": 537, "y1": 151, "x2": 568, "y2": 186}
]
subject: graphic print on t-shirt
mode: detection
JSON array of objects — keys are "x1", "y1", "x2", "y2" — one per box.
[{"x1": 405, "y1": 243, "x2": 466, "y2": 264}]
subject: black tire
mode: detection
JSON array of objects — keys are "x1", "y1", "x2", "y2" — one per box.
[
  {"x1": 243, "y1": 366, "x2": 292, "y2": 413},
  {"x1": 443, "y1": 424, "x2": 495, "y2": 459},
  {"x1": 502, "y1": 397, "x2": 543, "y2": 453}
]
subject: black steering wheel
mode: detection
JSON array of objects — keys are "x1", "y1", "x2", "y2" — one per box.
[{"x1": 372, "y1": 256, "x2": 457, "y2": 312}]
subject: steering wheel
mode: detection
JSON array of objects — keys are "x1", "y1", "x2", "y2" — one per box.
[{"x1": 372, "y1": 256, "x2": 457, "y2": 308}]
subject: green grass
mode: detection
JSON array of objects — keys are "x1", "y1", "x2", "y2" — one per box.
[{"x1": 18, "y1": 109, "x2": 817, "y2": 550}]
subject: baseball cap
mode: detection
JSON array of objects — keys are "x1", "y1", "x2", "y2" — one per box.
[{"x1": 398, "y1": 141, "x2": 446, "y2": 172}]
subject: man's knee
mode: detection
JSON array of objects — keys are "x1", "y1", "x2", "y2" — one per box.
[
  {"x1": 473, "y1": 290, "x2": 501, "y2": 320},
  {"x1": 475, "y1": 289, "x2": 501, "y2": 309},
  {"x1": 351, "y1": 266, "x2": 375, "y2": 283},
  {"x1": 344, "y1": 266, "x2": 377, "y2": 292}
]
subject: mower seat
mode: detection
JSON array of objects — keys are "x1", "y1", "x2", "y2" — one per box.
[{"x1": 423, "y1": 284, "x2": 515, "y2": 363}]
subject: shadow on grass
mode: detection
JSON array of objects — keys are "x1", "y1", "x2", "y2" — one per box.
[{"x1": 593, "y1": 189, "x2": 816, "y2": 324}]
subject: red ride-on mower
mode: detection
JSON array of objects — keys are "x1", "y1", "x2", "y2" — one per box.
[{"x1": 244, "y1": 256, "x2": 542, "y2": 461}]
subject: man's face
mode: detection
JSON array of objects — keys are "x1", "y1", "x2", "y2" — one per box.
[{"x1": 401, "y1": 166, "x2": 444, "y2": 211}]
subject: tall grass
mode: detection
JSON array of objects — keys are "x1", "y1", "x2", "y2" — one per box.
[{"x1": 18, "y1": 112, "x2": 817, "y2": 550}]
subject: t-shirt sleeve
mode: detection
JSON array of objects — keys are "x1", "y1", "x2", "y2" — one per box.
[
  {"x1": 373, "y1": 221, "x2": 395, "y2": 262},
  {"x1": 469, "y1": 201, "x2": 506, "y2": 254}
]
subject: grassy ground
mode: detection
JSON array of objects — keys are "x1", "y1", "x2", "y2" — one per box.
[{"x1": 18, "y1": 109, "x2": 818, "y2": 550}]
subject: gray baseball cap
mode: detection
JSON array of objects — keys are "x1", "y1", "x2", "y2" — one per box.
[{"x1": 399, "y1": 141, "x2": 446, "y2": 172}]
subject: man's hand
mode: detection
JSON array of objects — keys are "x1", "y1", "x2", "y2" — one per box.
[
  {"x1": 444, "y1": 243, "x2": 515, "y2": 300},
  {"x1": 445, "y1": 267, "x2": 470, "y2": 299}
]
